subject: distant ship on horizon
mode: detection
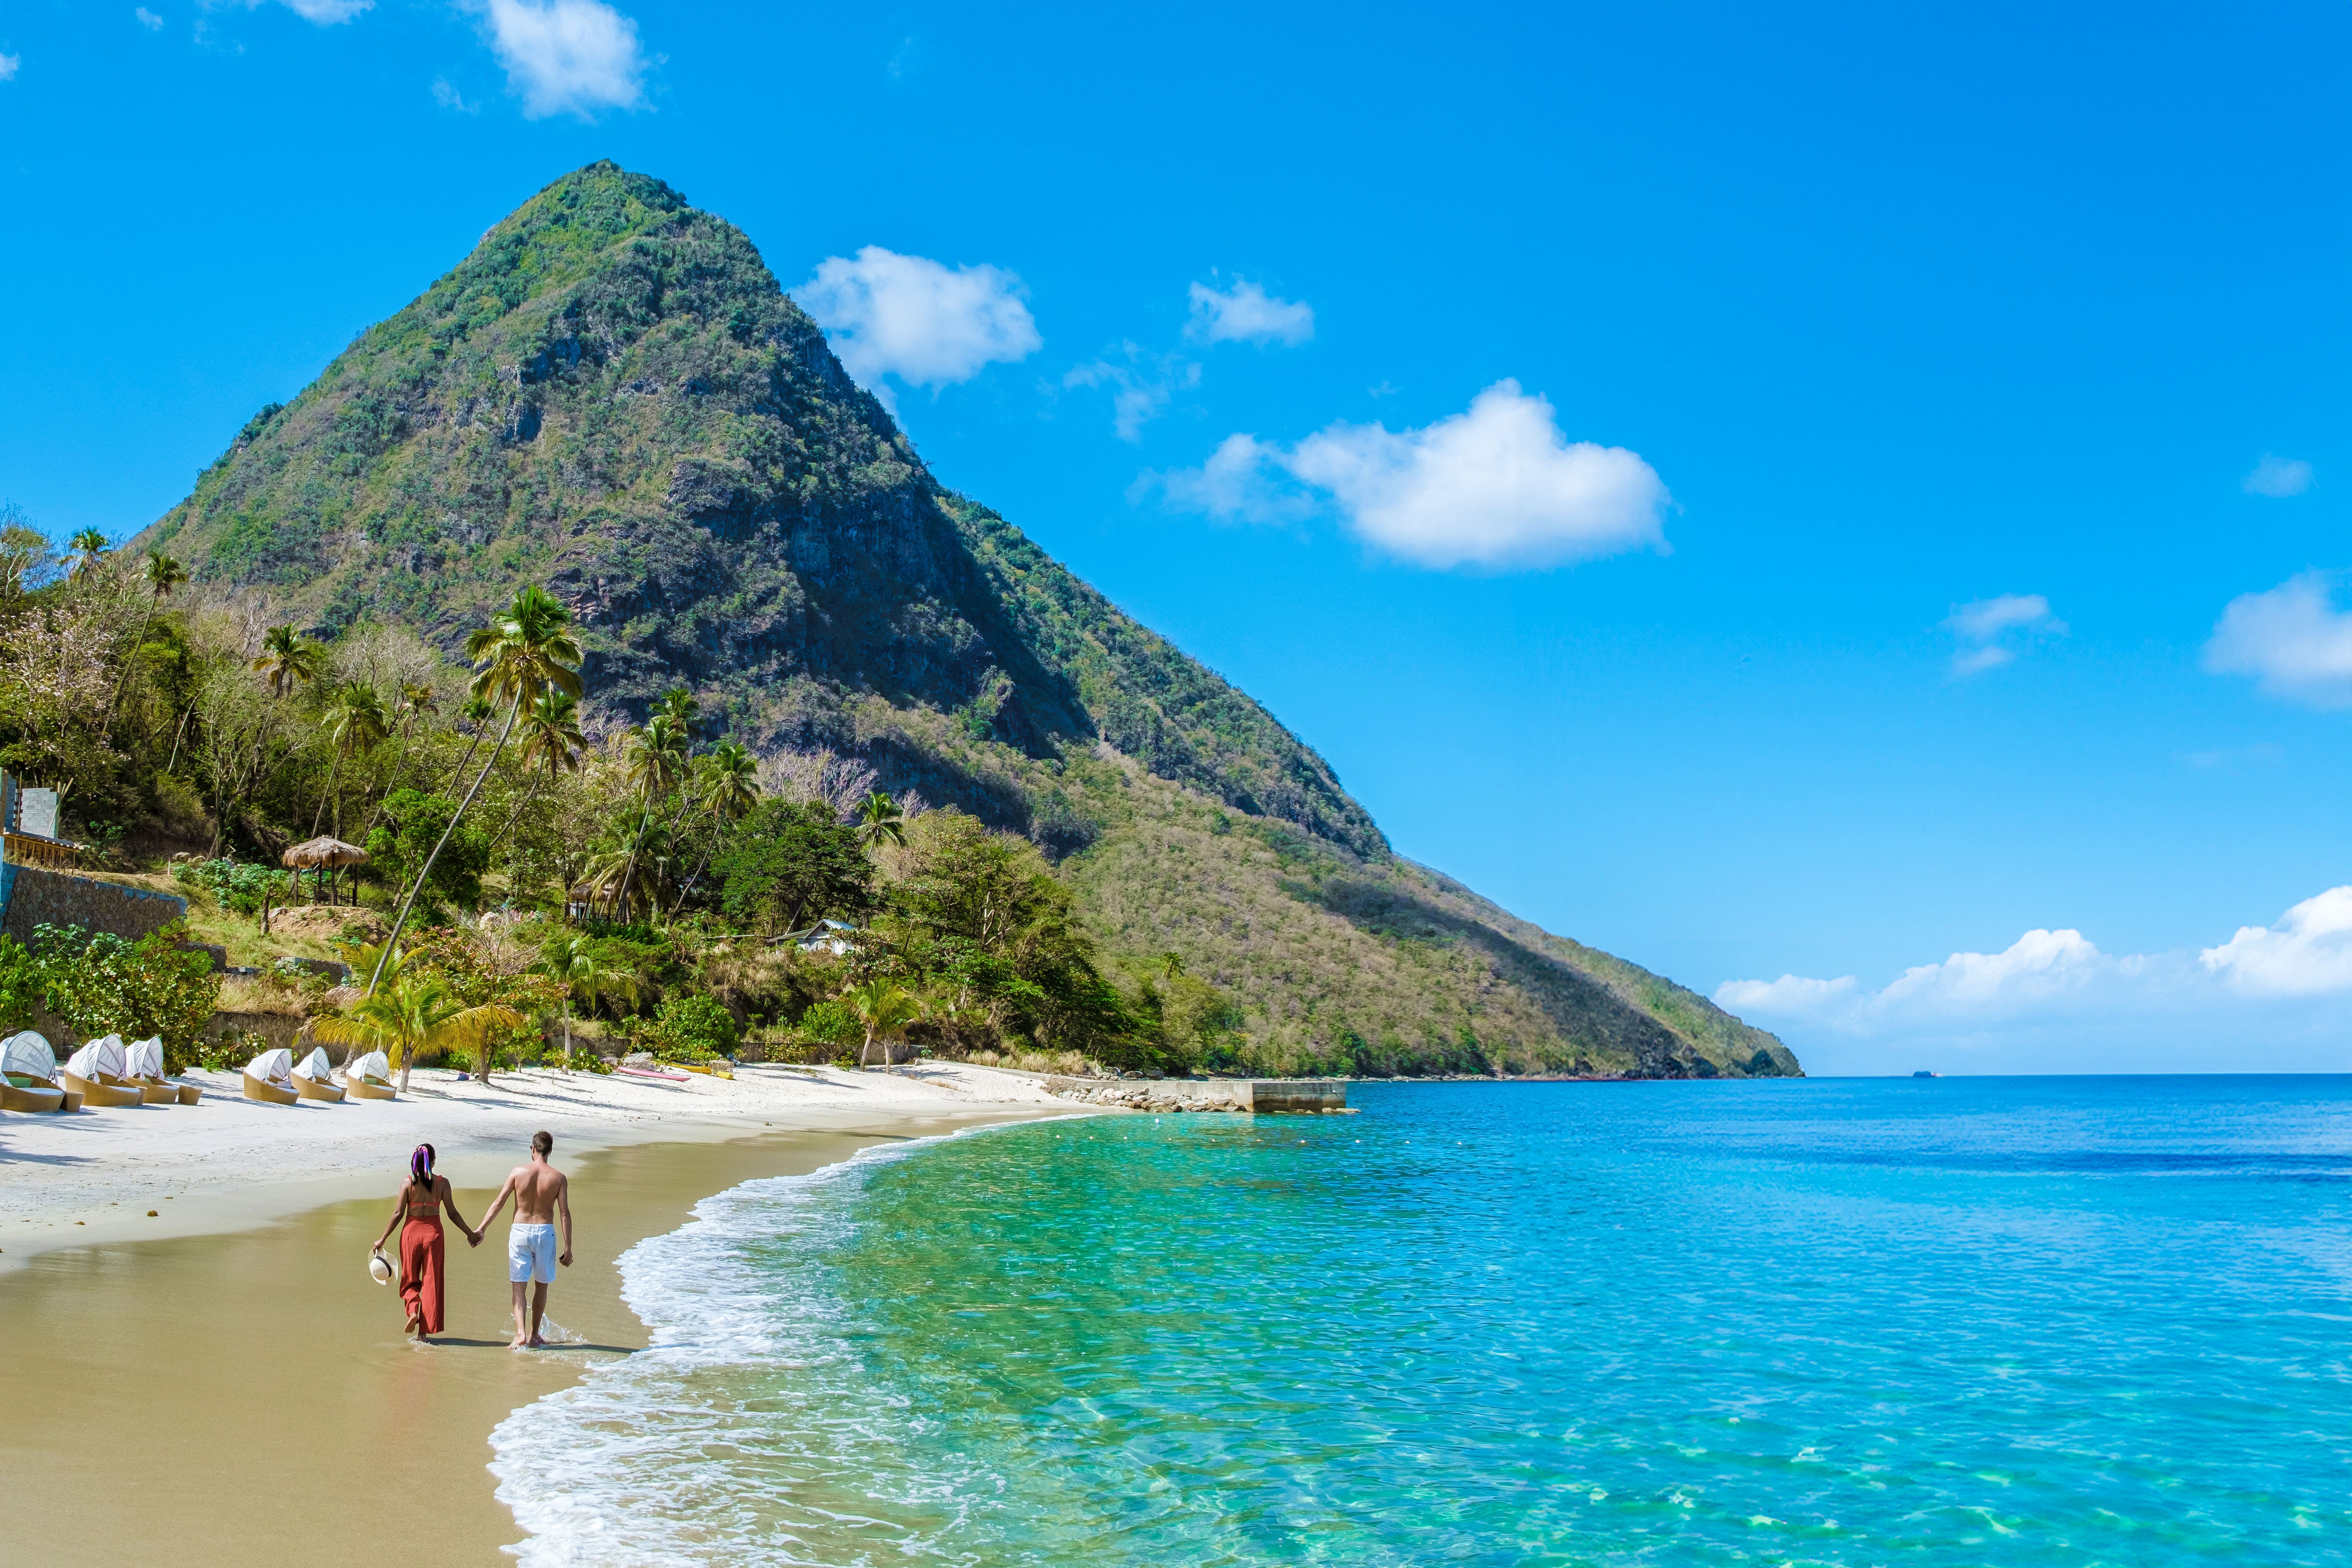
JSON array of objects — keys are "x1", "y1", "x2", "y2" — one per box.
[{"x1": 1913, "y1": 1070, "x2": 1941, "y2": 1079}]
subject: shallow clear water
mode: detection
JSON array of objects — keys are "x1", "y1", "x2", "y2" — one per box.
[{"x1": 492, "y1": 1078, "x2": 2352, "y2": 1564}]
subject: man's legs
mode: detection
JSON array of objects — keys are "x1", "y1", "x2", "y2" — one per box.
[
  {"x1": 530, "y1": 1282, "x2": 550, "y2": 1346},
  {"x1": 510, "y1": 1280, "x2": 532, "y2": 1348}
]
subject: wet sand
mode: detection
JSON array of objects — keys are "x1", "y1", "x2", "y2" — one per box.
[{"x1": 0, "y1": 1109, "x2": 1046, "y2": 1565}]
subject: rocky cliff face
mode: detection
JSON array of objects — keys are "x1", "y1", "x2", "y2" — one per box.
[{"x1": 140, "y1": 162, "x2": 1798, "y2": 1079}]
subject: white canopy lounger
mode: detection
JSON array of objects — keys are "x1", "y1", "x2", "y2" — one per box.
[
  {"x1": 123, "y1": 1034, "x2": 199, "y2": 1105},
  {"x1": 344, "y1": 1049, "x2": 396, "y2": 1100},
  {"x1": 243, "y1": 1047, "x2": 300, "y2": 1106},
  {"x1": 1, "y1": 1030, "x2": 71, "y2": 1112},
  {"x1": 63, "y1": 1036, "x2": 143, "y2": 1108},
  {"x1": 291, "y1": 1046, "x2": 345, "y2": 1104}
]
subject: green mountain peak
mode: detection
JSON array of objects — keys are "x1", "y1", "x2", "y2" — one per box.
[{"x1": 142, "y1": 161, "x2": 1798, "y2": 1080}]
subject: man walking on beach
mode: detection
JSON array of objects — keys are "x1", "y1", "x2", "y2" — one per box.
[{"x1": 477, "y1": 1130, "x2": 573, "y2": 1349}]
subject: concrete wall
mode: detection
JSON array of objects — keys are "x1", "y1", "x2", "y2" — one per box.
[{"x1": 0, "y1": 864, "x2": 189, "y2": 946}]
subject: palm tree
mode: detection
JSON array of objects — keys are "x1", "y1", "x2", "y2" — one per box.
[
  {"x1": 855, "y1": 790, "x2": 906, "y2": 851},
  {"x1": 653, "y1": 685, "x2": 700, "y2": 738},
  {"x1": 251, "y1": 625, "x2": 323, "y2": 699},
  {"x1": 843, "y1": 976, "x2": 922, "y2": 1072},
  {"x1": 612, "y1": 712, "x2": 689, "y2": 919},
  {"x1": 105, "y1": 551, "x2": 188, "y2": 734},
  {"x1": 368, "y1": 586, "x2": 581, "y2": 990},
  {"x1": 670, "y1": 740, "x2": 760, "y2": 917},
  {"x1": 313, "y1": 944, "x2": 524, "y2": 1093},
  {"x1": 395, "y1": 681, "x2": 438, "y2": 739},
  {"x1": 311, "y1": 681, "x2": 389, "y2": 841},
  {"x1": 491, "y1": 688, "x2": 587, "y2": 848},
  {"x1": 535, "y1": 938, "x2": 639, "y2": 1068},
  {"x1": 66, "y1": 528, "x2": 111, "y2": 580},
  {"x1": 1160, "y1": 951, "x2": 1186, "y2": 982}
]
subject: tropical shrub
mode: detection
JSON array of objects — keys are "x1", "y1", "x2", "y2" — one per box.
[
  {"x1": 712, "y1": 798, "x2": 874, "y2": 935},
  {"x1": 628, "y1": 990, "x2": 738, "y2": 1063},
  {"x1": 171, "y1": 856, "x2": 289, "y2": 914},
  {"x1": 367, "y1": 789, "x2": 489, "y2": 912},
  {"x1": 30, "y1": 920, "x2": 220, "y2": 1072}
]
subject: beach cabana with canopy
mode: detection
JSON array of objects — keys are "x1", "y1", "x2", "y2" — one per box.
[
  {"x1": 63, "y1": 1036, "x2": 142, "y2": 1107},
  {"x1": 345, "y1": 1049, "x2": 396, "y2": 1100},
  {"x1": 291, "y1": 1046, "x2": 345, "y2": 1103},
  {"x1": 1, "y1": 1031, "x2": 69, "y2": 1112},
  {"x1": 281, "y1": 837, "x2": 368, "y2": 905},
  {"x1": 121, "y1": 1036, "x2": 198, "y2": 1105},
  {"x1": 243, "y1": 1047, "x2": 299, "y2": 1106}
]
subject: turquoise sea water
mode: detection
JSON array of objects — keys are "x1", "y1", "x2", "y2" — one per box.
[{"x1": 492, "y1": 1079, "x2": 2352, "y2": 1564}]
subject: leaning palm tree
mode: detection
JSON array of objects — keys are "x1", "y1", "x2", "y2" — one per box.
[
  {"x1": 104, "y1": 551, "x2": 189, "y2": 734},
  {"x1": 855, "y1": 790, "x2": 906, "y2": 852},
  {"x1": 611, "y1": 713, "x2": 689, "y2": 919},
  {"x1": 491, "y1": 688, "x2": 587, "y2": 848},
  {"x1": 66, "y1": 527, "x2": 111, "y2": 580},
  {"x1": 843, "y1": 976, "x2": 923, "y2": 1072},
  {"x1": 313, "y1": 944, "x2": 524, "y2": 1093},
  {"x1": 395, "y1": 681, "x2": 438, "y2": 739},
  {"x1": 368, "y1": 586, "x2": 581, "y2": 990},
  {"x1": 669, "y1": 740, "x2": 761, "y2": 916},
  {"x1": 312, "y1": 681, "x2": 389, "y2": 838},
  {"x1": 251, "y1": 625, "x2": 323, "y2": 699},
  {"x1": 535, "y1": 938, "x2": 639, "y2": 1068}
]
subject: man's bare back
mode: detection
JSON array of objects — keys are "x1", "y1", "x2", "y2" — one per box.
[{"x1": 503, "y1": 1159, "x2": 567, "y2": 1224}]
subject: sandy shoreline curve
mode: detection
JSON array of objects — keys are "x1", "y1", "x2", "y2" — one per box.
[
  {"x1": 0, "y1": 1074, "x2": 1080, "y2": 1567},
  {"x1": 0, "y1": 1057, "x2": 1073, "y2": 1267}
]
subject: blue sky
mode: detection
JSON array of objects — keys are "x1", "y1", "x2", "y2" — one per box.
[{"x1": 3, "y1": 0, "x2": 2349, "y2": 1073}]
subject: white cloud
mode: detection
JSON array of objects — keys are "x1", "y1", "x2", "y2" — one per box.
[
  {"x1": 1716, "y1": 885, "x2": 2352, "y2": 1072},
  {"x1": 1715, "y1": 973, "x2": 1857, "y2": 1015},
  {"x1": 796, "y1": 247, "x2": 1041, "y2": 407},
  {"x1": 2200, "y1": 887, "x2": 2352, "y2": 997},
  {"x1": 1186, "y1": 279, "x2": 1314, "y2": 346},
  {"x1": 136, "y1": 9, "x2": 165, "y2": 30},
  {"x1": 478, "y1": 0, "x2": 645, "y2": 119},
  {"x1": 1135, "y1": 433, "x2": 1313, "y2": 524},
  {"x1": 2204, "y1": 571, "x2": 2352, "y2": 708},
  {"x1": 1154, "y1": 381, "x2": 1667, "y2": 571},
  {"x1": 2243, "y1": 453, "x2": 2312, "y2": 498},
  {"x1": 431, "y1": 75, "x2": 478, "y2": 111},
  {"x1": 1944, "y1": 592, "x2": 2064, "y2": 675},
  {"x1": 0, "y1": 54, "x2": 19, "y2": 81},
  {"x1": 243, "y1": 0, "x2": 372, "y2": 21},
  {"x1": 1065, "y1": 345, "x2": 1199, "y2": 442}
]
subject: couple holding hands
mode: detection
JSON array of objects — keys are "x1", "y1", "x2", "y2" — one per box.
[{"x1": 373, "y1": 1131, "x2": 574, "y2": 1349}]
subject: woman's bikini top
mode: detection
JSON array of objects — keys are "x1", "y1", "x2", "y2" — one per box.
[{"x1": 405, "y1": 1183, "x2": 441, "y2": 1220}]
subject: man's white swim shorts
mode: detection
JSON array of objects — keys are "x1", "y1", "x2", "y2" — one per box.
[{"x1": 508, "y1": 1222, "x2": 558, "y2": 1283}]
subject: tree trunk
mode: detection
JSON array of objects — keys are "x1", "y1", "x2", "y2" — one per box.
[{"x1": 369, "y1": 697, "x2": 520, "y2": 993}]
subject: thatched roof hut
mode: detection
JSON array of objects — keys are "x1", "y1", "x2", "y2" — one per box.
[
  {"x1": 282, "y1": 837, "x2": 368, "y2": 869},
  {"x1": 279, "y1": 837, "x2": 369, "y2": 909}
]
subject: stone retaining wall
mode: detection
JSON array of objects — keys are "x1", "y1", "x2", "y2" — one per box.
[{"x1": 0, "y1": 864, "x2": 189, "y2": 946}]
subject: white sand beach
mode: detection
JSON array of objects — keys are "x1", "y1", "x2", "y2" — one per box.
[{"x1": 0, "y1": 1058, "x2": 1076, "y2": 1267}]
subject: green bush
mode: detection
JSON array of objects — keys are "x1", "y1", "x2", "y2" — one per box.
[
  {"x1": 172, "y1": 857, "x2": 291, "y2": 915},
  {"x1": 626, "y1": 990, "x2": 739, "y2": 1063},
  {"x1": 794, "y1": 998, "x2": 860, "y2": 1049},
  {"x1": 0, "y1": 934, "x2": 43, "y2": 1032},
  {"x1": 368, "y1": 789, "x2": 489, "y2": 911},
  {"x1": 31, "y1": 921, "x2": 221, "y2": 1074}
]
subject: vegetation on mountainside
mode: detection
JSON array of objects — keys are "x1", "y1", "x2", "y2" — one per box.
[{"x1": 0, "y1": 162, "x2": 1797, "y2": 1080}]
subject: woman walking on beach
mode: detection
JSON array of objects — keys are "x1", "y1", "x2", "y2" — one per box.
[{"x1": 371, "y1": 1144, "x2": 480, "y2": 1342}]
